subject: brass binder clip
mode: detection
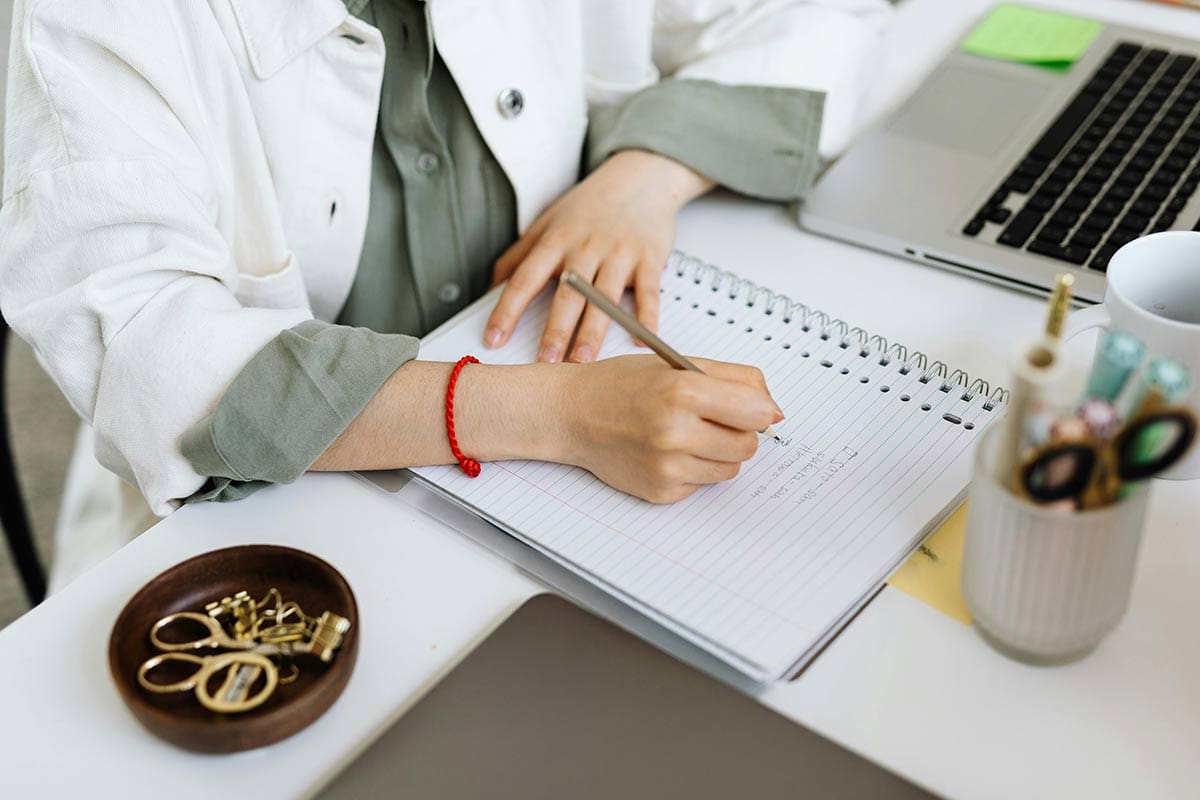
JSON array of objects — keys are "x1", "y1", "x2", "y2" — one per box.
[
  {"x1": 204, "y1": 590, "x2": 258, "y2": 640},
  {"x1": 308, "y1": 612, "x2": 352, "y2": 662}
]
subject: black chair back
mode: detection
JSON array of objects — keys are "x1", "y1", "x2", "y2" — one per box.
[{"x1": 0, "y1": 316, "x2": 46, "y2": 605}]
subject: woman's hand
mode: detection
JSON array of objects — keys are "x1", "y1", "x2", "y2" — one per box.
[
  {"x1": 484, "y1": 150, "x2": 715, "y2": 364},
  {"x1": 316, "y1": 354, "x2": 780, "y2": 504},
  {"x1": 552, "y1": 355, "x2": 783, "y2": 504}
]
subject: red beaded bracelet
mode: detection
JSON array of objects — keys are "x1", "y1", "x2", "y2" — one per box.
[{"x1": 445, "y1": 356, "x2": 482, "y2": 477}]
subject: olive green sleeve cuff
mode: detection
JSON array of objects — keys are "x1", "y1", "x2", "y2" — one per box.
[
  {"x1": 181, "y1": 319, "x2": 420, "y2": 503},
  {"x1": 586, "y1": 78, "x2": 825, "y2": 202}
]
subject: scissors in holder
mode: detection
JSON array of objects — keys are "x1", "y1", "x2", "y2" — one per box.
[
  {"x1": 141, "y1": 611, "x2": 286, "y2": 713},
  {"x1": 1018, "y1": 402, "x2": 1197, "y2": 508},
  {"x1": 138, "y1": 650, "x2": 279, "y2": 714}
]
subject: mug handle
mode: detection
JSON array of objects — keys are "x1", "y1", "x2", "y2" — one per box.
[{"x1": 1061, "y1": 305, "x2": 1111, "y2": 342}]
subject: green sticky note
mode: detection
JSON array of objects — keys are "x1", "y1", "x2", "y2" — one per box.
[{"x1": 962, "y1": 4, "x2": 1103, "y2": 70}]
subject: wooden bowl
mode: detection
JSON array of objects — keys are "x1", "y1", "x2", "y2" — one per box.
[{"x1": 109, "y1": 545, "x2": 359, "y2": 753}]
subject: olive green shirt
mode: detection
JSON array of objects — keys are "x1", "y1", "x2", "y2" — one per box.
[{"x1": 181, "y1": 0, "x2": 825, "y2": 502}]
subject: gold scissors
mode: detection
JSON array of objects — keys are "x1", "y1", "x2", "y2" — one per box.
[
  {"x1": 139, "y1": 612, "x2": 281, "y2": 714},
  {"x1": 138, "y1": 650, "x2": 279, "y2": 714},
  {"x1": 137, "y1": 609, "x2": 352, "y2": 713}
]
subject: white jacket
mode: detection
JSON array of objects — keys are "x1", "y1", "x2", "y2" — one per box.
[{"x1": 1, "y1": 0, "x2": 889, "y2": 525}]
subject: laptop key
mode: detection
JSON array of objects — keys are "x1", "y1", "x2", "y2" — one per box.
[
  {"x1": 1014, "y1": 158, "x2": 1046, "y2": 178},
  {"x1": 1090, "y1": 246, "x2": 1119, "y2": 271},
  {"x1": 1061, "y1": 194, "x2": 1092, "y2": 212},
  {"x1": 1036, "y1": 224, "x2": 1070, "y2": 243},
  {"x1": 1051, "y1": 165, "x2": 1079, "y2": 183},
  {"x1": 997, "y1": 208, "x2": 1044, "y2": 247},
  {"x1": 1164, "y1": 155, "x2": 1192, "y2": 172},
  {"x1": 1004, "y1": 174, "x2": 1036, "y2": 193},
  {"x1": 1070, "y1": 229, "x2": 1102, "y2": 248},
  {"x1": 1027, "y1": 240, "x2": 1090, "y2": 265},
  {"x1": 1151, "y1": 170, "x2": 1181, "y2": 188},
  {"x1": 1049, "y1": 209, "x2": 1081, "y2": 227},
  {"x1": 1105, "y1": 183, "x2": 1135, "y2": 201},
  {"x1": 1168, "y1": 54, "x2": 1196, "y2": 73},
  {"x1": 1132, "y1": 198, "x2": 1162, "y2": 217},
  {"x1": 1140, "y1": 184, "x2": 1171, "y2": 201},
  {"x1": 1114, "y1": 169, "x2": 1144, "y2": 187},
  {"x1": 1031, "y1": 92, "x2": 1102, "y2": 161},
  {"x1": 984, "y1": 206, "x2": 1012, "y2": 225},
  {"x1": 1026, "y1": 194, "x2": 1057, "y2": 212},
  {"x1": 1147, "y1": 129, "x2": 1175, "y2": 145},
  {"x1": 962, "y1": 216, "x2": 985, "y2": 237},
  {"x1": 1042, "y1": 179, "x2": 1068, "y2": 196},
  {"x1": 1138, "y1": 141, "x2": 1166, "y2": 158},
  {"x1": 1172, "y1": 139, "x2": 1199, "y2": 158},
  {"x1": 1083, "y1": 213, "x2": 1115, "y2": 232},
  {"x1": 1117, "y1": 213, "x2": 1150, "y2": 233}
]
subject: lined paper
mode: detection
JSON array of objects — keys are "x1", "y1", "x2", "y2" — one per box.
[{"x1": 414, "y1": 253, "x2": 1000, "y2": 679}]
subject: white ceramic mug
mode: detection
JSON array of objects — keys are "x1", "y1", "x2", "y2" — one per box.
[{"x1": 1063, "y1": 231, "x2": 1200, "y2": 480}]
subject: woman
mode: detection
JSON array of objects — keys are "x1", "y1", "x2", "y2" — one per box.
[{"x1": 0, "y1": 0, "x2": 889, "y2": 588}]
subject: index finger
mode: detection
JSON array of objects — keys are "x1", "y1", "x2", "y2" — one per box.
[
  {"x1": 689, "y1": 358, "x2": 772, "y2": 393},
  {"x1": 484, "y1": 237, "x2": 564, "y2": 348},
  {"x1": 682, "y1": 373, "x2": 781, "y2": 432}
]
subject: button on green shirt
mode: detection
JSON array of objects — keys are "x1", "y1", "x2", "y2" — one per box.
[{"x1": 182, "y1": 0, "x2": 825, "y2": 502}]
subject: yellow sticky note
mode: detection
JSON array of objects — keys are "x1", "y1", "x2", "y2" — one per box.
[
  {"x1": 962, "y1": 4, "x2": 1103, "y2": 69},
  {"x1": 887, "y1": 503, "x2": 973, "y2": 625}
]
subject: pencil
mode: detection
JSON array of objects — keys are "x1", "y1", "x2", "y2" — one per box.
[{"x1": 560, "y1": 270, "x2": 781, "y2": 441}]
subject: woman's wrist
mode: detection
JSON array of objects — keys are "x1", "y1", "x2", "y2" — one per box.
[
  {"x1": 604, "y1": 149, "x2": 716, "y2": 211},
  {"x1": 452, "y1": 362, "x2": 579, "y2": 464}
]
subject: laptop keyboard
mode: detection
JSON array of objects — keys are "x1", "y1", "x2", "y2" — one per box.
[{"x1": 962, "y1": 42, "x2": 1200, "y2": 272}]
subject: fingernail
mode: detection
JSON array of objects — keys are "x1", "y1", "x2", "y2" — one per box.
[
  {"x1": 773, "y1": 404, "x2": 785, "y2": 422},
  {"x1": 571, "y1": 345, "x2": 595, "y2": 363},
  {"x1": 538, "y1": 344, "x2": 561, "y2": 363},
  {"x1": 485, "y1": 327, "x2": 503, "y2": 348}
]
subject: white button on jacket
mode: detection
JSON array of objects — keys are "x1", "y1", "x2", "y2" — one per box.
[{"x1": 0, "y1": 0, "x2": 889, "y2": 581}]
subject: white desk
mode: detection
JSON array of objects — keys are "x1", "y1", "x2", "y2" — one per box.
[{"x1": 3, "y1": 0, "x2": 1199, "y2": 797}]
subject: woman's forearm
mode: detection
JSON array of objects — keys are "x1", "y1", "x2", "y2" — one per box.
[
  {"x1": 309, "y1": 360, "x2": 571, "y2": 471},
  {"x1": 310, "y1": 353, "x2": 780, "y2": 504}
]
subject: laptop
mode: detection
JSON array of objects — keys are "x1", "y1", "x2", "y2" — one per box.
[
  {"x1": 315, "y1": 595, "x2": 936, "y2": 799},
  {"x1": 800, "y1": 4, "x2": 1200, "y2": 304}
]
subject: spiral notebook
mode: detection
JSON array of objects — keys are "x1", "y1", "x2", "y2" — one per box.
[{"x1": 413, "y1": 252, "x2": 1006, "y2": 681}]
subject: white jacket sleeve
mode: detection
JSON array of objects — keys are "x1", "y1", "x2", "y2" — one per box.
[
  {"x1": 651, "y1": 0, "x2": 892, "y2": 158},
  {"x1": 0, "y1": 0, "x2": 311, "y2": 515}
]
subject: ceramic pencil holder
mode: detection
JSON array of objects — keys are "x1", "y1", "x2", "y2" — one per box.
[{"x1": 961, "y1": 425, "x2": 1151, "y2": 664}]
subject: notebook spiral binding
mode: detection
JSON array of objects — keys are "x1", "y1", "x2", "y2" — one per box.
[{"x1": 669, "y1": 251, "x2": 1009, "y2": 411}]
